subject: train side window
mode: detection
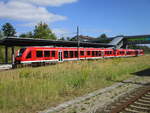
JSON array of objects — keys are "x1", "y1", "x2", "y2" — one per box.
[
  {"x1": 92, "y1": 51, "x2": 95, "y2": 56},
  {"x1": 105, "y1": 51, "x2": 108, "y2": 55},
  {"x1": 99, "y1": 51, "x2": 101, "y2": 56},
  {"x1": 75, "y1": 51, "x2": 78, "y2": 57},
  {"x1": 36, "y1": 51, "x2": 43, "y2": 57},
  {"x1": 70, "y1": 51, "x2": 74, "y2": 58},
  {"x1": 64, "y1": 51, "x2": 68, "y2": 58},
  {"x1": 87, "y1": 51, "x2": 90, "y2": 55},
  {"x1": 80, "y1": 51, "x2": 84, "y2": 56},
  {"x1": 109, "y1": 51, "x2": 112, "y2": 55},
  {"x1": 52, "y1": 51, "x2": 55, "y2": 57},
  {"x1": 107, "y1": 51, "x2": 109, "y2": 55},
  {"x1": 26, "y1": 51, "x2": 31, "y2": 59},
  {"x1": 44, "y1": 51, "x2": 50, "y2": 57},
  {"x1": 129, "y1": 51, "x2": 131, "y2": 55},
  {"x1": 96, "y1": 51, "x2": 98, "y2": 56}
]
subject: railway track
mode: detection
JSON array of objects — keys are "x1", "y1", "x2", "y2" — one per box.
[{"x1": 106, "y1": 86, "x2": 150, "y2": 113}]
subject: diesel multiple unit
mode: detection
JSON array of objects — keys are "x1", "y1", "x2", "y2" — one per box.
[{"x1": 15, "y1": 47, "x2": 144, "y2": 64}]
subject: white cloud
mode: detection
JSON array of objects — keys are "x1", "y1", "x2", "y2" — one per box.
[
  {"x1": 0, "y1": 1, "x2": 67, "y2": 26},
  {"x1": 14, "y1": 0, "x2": 78, "y2": 6}
]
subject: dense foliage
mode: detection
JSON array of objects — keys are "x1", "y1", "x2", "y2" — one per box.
[
  {"x1": 19, "y1": 22, "x2": 57, "y2": 40},
  {"x1": 97, "y1": 33, "x2": 107, "y2": 39},
  {"x1": 33, "y1": 22, "x2": 57, "y2": 40},
  {"x1": 2, "y1": 23, "x2": 16, "y2": 37},
  {"x1": 19, "y1": 32, "x2": 33, "y2": 38}
]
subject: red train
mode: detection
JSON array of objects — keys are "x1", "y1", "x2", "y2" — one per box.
[{"x1": 15, "y1": 47, "x2": 144, "y2": 64}]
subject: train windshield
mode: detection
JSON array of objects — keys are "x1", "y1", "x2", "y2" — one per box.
[{"x1": 17, "y1": 48, "x2": 26, "y2": 56}]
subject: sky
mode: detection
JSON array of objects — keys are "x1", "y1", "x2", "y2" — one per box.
[{"x1": 0, "y1": 0, "x2": 150, "y2": 38}]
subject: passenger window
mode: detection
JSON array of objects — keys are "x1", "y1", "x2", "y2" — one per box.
[
  {"x1": 75, "y1": 51, "x2": 78, "y2": 57},
  {"x1": 96, "y1": 51, "x2": 98, "y2": 56},
  {"x1": 44, "y1": 51, "x2": 50, "y2": 57},
  {"x1": 52, "y1": 51, "x2": 55, "y2": 57},
  {"x1": 92, "y1": 51, "x2": 95, "y2": 56},
  {"x1": 110, "y1": 51, "x2": 112, "y2": 55},
  {"x1": 36, "y1": 51, "x2": 43, "y2": 57},
  {"x1": 87, "y1": 51, "x2": 90, "y2": 55},
  {"x1": 26, "y1": 51, "x2": 31, "y2": 59},
  {"x1": 99, "y1": 51, "x2": 101, "y2": 56},
  {"x1": 105, "y1": 51, "x2": 108, "y2": 55},
  {"x1": 70, "y1": 51, "x2": 74, "y2": 58},
  {"x1": 64, "y1": 51, "x2": 68, "y2": 58},
  {"x1": 80, "y1": 51, "x2": 84, "y2": 56}
]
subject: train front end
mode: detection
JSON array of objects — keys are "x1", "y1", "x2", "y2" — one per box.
[{"x1": 15, "y1": 48, "x2": 26, "y2": 64}]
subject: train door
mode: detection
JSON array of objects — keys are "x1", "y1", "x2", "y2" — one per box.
[
  {"x1": 58, "y1": 51, "x2": 63, "y2": 62},
  {"x1": 135, "y1": 50, "x2": 139, "y2": 56},
  {"x1": 113, "y1": 49, "x2": 117, "y2": 57},
  {"x1": 102, "y1": 51, "x2": 104, "y2": 58}
]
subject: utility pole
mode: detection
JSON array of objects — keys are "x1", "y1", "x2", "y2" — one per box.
[{"x1": 77, "y1": 26, "x2": 80, "y2": 60}]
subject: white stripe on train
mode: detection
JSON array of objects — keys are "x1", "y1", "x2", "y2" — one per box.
[{"x1": 20, "y1": 55, "x2": 136, "y2": 64}]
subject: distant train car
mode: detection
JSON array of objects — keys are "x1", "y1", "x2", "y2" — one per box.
[{"x1": 15, "y1": 47, "x2": 144, "y2": 65}]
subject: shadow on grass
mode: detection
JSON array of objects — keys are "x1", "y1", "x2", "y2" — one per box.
[
  {"x1": 132, "y1": 68, "x2": 150, "y2": 77},
  {"x1": 111, "y1": 68, "x2": 150, "y2": 86}
]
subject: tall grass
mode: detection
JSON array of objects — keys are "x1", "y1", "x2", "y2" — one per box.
[{"x1": 0, "y1": 55, "x2": 150, "y2": 113}]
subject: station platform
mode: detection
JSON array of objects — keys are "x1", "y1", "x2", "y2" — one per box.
[{"x1": 0, "y1": 64, "x2": 12, "y2": 71}]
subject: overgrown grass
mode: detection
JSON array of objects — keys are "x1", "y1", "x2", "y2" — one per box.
[{"x1": 0, "y1": 55, "x2": 150, "y2": 113}]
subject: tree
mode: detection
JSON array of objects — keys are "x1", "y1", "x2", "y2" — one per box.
[
  {"x1": 33, "y1": 22, "x2": 57, "y2": 40},
  {"x1": 20, "y1": 32, "x2": 33, "y2": 38},
  {"x1": 2, "y1": 23, "x2": 16, "y2": 37},
  {"x1": 98, "y1": 33, "x2": 107, "y2": 39},
  {"x1": 69, "y1": 36, "x2": 77, "y2": 41},
  {"x1": 19, "y1": 33, "x2": 27, "y2": 38},
  {"x1": 59, "y1": 37, "x2": 65, "y2": 41},
  {"x1": 66, "y1": 37, "x2": 70, "y2": 41}
]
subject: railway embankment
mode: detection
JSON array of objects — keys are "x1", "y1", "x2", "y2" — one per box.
[
  {"x1": 50, "y1": 75, "x2": 150, "y2": 113},
  {"x1": 0, "y1": 55, "x2": 150, "y2": 113}
]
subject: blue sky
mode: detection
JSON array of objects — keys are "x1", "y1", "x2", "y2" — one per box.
[{"x1": 0, "y1": 0, "x2": 150, "y2": 38}]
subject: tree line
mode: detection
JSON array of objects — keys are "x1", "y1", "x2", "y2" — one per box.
[
  {"x1": 0, "y1": 22, "x2": 57, "y2": 40},
  {"x1": 0, "y1": 22, "x2": 108, "y2": 41}
]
